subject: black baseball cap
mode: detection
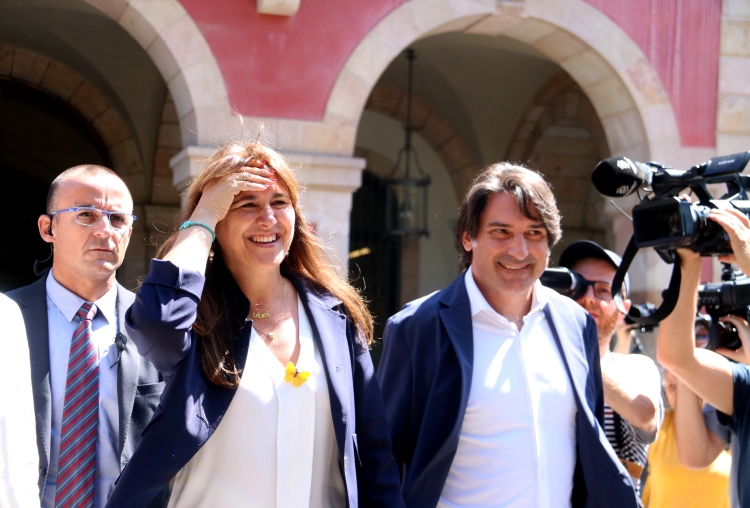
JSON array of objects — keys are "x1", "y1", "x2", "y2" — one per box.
[{"x1": 558, "y1": 240, "x2": 630, "y2": 296}]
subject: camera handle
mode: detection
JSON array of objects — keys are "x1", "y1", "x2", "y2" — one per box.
[{"x1": 611, "y1": 235, "x2": 683, "y2": 325}]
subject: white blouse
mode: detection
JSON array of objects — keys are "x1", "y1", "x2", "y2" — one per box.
[{"x1": 168, "y1": 296, "x2": 346, "y2": 507}]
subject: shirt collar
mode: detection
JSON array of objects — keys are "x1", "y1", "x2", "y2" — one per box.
[
  {"x1": 464, "y1": 265, "x2": 547, "y2": 320},
  {"x1": 46, "y1": 271, "x2": 118, "y2": 325}
]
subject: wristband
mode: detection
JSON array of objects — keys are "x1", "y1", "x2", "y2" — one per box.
[{"x1": 179, "y1": 220, "x2": 216, "y2": 242}]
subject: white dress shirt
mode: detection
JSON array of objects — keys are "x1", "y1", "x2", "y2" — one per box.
[
  {"x1": 42, "y1": 273, "x2": 120, "y2": 508},
  {"x1": 168, "y1": 296, "x2": 346, "y2": 507},
  {"x1": 438, "y1": 267, "x2": 577, "y2": 508},
  {"x1": 0, "y1": 293, "x2": 39, "y2": 508}
]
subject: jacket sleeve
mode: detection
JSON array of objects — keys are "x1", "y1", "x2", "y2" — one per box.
[
  {"x1": 124, "y1": 259, "x2": 205, "y2": 379},
  {"x1": 376, "y1": 316, "x2": 413, "y2": 477},
  {"x1": 351, "y1": 322, "x2": 406, "y2": 508}
]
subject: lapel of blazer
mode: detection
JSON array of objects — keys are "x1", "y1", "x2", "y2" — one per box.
[
  {"x1": 11, "y1": 276, "x2": 53, "y2": 468},
  {"x1": 544, "y1": 301, "x2": 634, "y2": 501},
  {"x1": 543, "y1": 302, "x2": 596, "y2": 428},
  {"x1": 428, "y1": 275, "x2": 474, "y2": 467},
  {"x1": 290, "y1": 275, "x2": 349, "y2": 454},
  {"x1": 545, "y1": 300, "x2": 627, "y2": 461},
  {"x1": 115, "y1": 284, "x2": 138, "y2": 458}
]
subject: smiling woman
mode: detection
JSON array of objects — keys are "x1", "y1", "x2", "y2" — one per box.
[{"x1": 107, "y1": 140, "x2": 405, "y2": 508}]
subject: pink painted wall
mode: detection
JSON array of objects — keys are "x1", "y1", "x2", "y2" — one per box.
[
  {"x1": 178, "y1": 0, "x2": 405, "y2": 120},
  {"x1": 179, "y1": 0, "x2": 721, "y2": 148},
  {"x1": 584, "y1": 0, "x2": 721, "y2": 148}
]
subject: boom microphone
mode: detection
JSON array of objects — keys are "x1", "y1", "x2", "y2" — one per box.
[{"x1": 591, "y1": 157, "x2": 655, "y2": 197}]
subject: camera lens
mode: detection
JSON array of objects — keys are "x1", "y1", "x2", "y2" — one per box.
[{"x1": 666, "y1": 210, "x2": 682, "y2": 236}]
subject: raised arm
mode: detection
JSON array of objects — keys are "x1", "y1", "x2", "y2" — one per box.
[
  {"x1": 125, "y1": 260, "x2": 205, "y2": 378},
  {"x1": 673, "y1": 379, "x2": 726, "y2": 469},
  {"x1": 127, "y1": 160, "x2": 274, "y2": 377},
  {"x1": 656, "y1": 249, "x2": 734, "y2": 415}
]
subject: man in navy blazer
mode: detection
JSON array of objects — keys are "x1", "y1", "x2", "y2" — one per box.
[
  {"x1": 378, "y1": 162, "x2": 638, "y2": 508},
  {"x1": 7, "y1": 165, "x2": 166, "y2": 508}
]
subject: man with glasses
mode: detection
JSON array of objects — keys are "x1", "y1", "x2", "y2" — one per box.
[
  {"x1": 8, "y1": 165, "x2": 166, "y2": 508},
  {"x1": 558, "y1": 240, "x2": 663, "y2": 503}
]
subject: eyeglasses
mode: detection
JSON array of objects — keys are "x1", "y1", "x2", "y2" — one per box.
[
  {"x1": 577, "y1": 277, "x2": 614, "y2": 301},
  {"x1": 695, "y1": 333, "x2": 709, "y2": 348},
  {"x1": 49, "y1": 207, "x2": 136, "y2": 230}
]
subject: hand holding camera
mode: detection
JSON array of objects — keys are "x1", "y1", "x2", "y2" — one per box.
[
  {"x1": 710, "y1": 207, "x2": 750, "y2": 276},
  {"x1": 715, "y1": 314, "x2": 750, "y2": 365}
]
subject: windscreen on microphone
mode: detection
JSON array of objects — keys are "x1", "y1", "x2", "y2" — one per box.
[{"x1": 591, "y1": 157, "x2": 650, "y2": 198}]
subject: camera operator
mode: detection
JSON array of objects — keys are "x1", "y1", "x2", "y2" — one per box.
[
  {"x1": 643, "y1": 320, "x2": 732, "y2": 508},
  {"x1": 559, "y1": 241, "x2": 663, "y2": 502},
  {"x1": 657, "y1": 207, "x2": 750, "y2": 508}
]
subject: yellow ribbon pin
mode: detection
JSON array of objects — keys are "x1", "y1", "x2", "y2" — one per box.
[{"x1": 284, "y1": 362, "x2": 310, "y2": 387}]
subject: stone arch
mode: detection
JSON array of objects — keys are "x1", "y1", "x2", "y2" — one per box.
[
  {"x1": 364, "y1": 84, "x2": 480, "y2": 200},
  {"x1": 325, "y1": 0, "x2": 682, "y2": 164},
  {"x1": 0, "y1": 45, "x2": 146, "y2": 188},
  {"x1": 507, "y1": 72, "x2": 612, "y2": 255},
  {"x1": 508, "y1": 73, "x2": 608, "y2": 162},
  {"x1": 81, "y1": 0, "x2": 233, "y2": 147}
]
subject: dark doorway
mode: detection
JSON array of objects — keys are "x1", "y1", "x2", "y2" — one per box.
[
  {"x1": 348, "y1": 170, "x2": 401, "y2": 368},
  {"x1": 0, "y1": 78, "x2": 110, "y2": 291}
]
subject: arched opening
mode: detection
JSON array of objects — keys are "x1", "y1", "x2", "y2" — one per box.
[
  {"x1": 348, "y1": 165, "x2": 402, "y2": 358},
  {"x1": 353, "y1": 31, "x2": 612, "y2": 331},
  {"x1": 0, "y1": 0, "x2": 187, "y2": 289},
  {"x1": 0, "y1": 78, "x2": 111, "y2": 291}
]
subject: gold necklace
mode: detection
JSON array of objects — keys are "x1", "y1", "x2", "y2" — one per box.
[
  {"x1": 254, "y1": 283, "x2": 287, "y2": 341},
  {"x1": 251, "y1": 280, "x2": 286, "y2": 319}
]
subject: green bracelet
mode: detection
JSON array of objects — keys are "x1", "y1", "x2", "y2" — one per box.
[{"x1": 179, "y1": 220, "x2": 216, "y2": 242}]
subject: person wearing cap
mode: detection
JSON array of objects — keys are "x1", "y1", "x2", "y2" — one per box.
[
  {"x1": 558, "y1": 240, "x2": 663, "y2": 503},
  {"x1": 667, "y1": 321, "x2": 742, "y2": 508},
  {"x1": 656, "y1": 207, "x2": 750, "y2": 508},
  {"x1": 641, "y1": 322, "x2": 732, "y2": 508},
  {"x1": 378, "y1": 163, "x2": 638, "y2": 508}
]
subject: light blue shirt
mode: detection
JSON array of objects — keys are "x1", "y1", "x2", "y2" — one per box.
[{"x1": 42, "y1": 273, "x2": 120, "y2": 508}]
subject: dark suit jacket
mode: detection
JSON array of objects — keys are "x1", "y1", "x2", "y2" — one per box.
[
  {"x1": 105, "y1": 259, "x2": 404, "y2": 508},
  {"x1": 377, "y1": 273, "x2": 638, "y2": 508},
  {"x1": 7, "y1": 274, "x2": 167, "y2": 507}
]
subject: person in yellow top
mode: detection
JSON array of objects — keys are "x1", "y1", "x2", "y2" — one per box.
[{"x1": 643, "y1": 366, "x2": 731, "y2": 508}]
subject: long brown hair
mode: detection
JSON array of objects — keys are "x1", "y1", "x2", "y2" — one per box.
[{"x1": 165, "y1": 141, "x2": 373, "y2": 388}]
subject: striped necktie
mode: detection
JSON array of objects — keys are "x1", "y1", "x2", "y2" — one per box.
[{"x1": 55, "y1": 302, "x2": 99, "y2": 508}]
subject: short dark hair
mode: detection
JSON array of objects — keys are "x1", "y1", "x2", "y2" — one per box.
[
  {"x1": 455, "y1": 162, "x2": 561, "y2": 267},
  {"x1": 46, "y1": 165, "x2": 127, "y2": 213}
]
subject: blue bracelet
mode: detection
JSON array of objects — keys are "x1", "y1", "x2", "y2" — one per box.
[{"x1": 179, "y1": 220, "x2": 216, "y2": 242}]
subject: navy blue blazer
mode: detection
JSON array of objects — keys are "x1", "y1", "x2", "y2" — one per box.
[
  {"x1": 377, "y1": 273, "x2": 638, "y2": 508},
  {"x1": 105, "y1": 259, "x2": 404, "y2": 508}
]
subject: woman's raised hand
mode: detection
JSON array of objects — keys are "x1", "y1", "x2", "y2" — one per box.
[
  {"x1": 163, "y1": 160, "x2": 275, "y2": 274},
  {"x1": 191, "y1": 160, "x2": 276, "y2": 227}
]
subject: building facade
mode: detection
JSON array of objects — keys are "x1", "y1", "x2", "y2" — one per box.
[{"x1": 1, "y1": 0, "x2": 747, "y2": 338}]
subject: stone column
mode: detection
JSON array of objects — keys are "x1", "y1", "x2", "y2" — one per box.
[
  {"x1": 171, "y1": 146, "x2": 216, "y2": 206},
  {"x1": 285, "y1": 153, "x2": 365, "y2": 271},
  {"x1": 716, "y1": 0, "x2": 750, "y2": 156},
  {"x1": 171, "y1": 147, "x2": 365, "y2": 272}
]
